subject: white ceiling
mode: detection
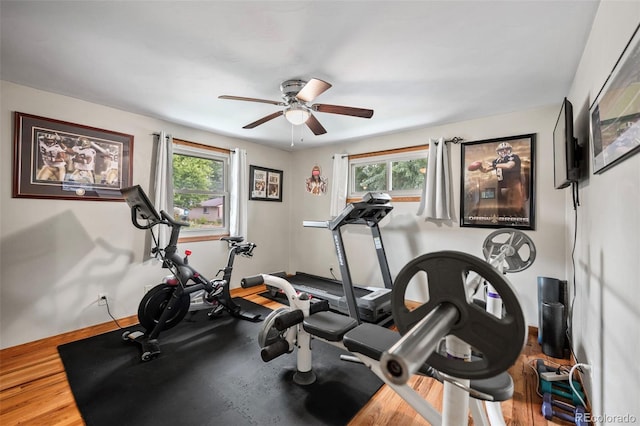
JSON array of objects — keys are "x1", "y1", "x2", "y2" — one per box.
[{"x1": 0, "y1": 1, "x2": 599, "y2": 151}]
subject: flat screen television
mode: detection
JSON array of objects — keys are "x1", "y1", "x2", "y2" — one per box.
[{"x1": 553, "y1": 97, "x2": 580, "y2": 189}]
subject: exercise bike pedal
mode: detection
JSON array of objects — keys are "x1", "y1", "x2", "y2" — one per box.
[
  {"x1": 206, "y1": 283, "x2": 224, "y2": 301},
  {"x1": 207, "y1": 303, "x2": 225, "y2": 318}
]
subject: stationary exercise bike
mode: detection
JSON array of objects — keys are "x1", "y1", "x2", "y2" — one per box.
[{"x1": 120, "y1": 185, "x2": 262, "y2": 361}]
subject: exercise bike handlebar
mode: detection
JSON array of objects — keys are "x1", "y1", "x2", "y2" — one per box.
[
  {"x1": 160, "y1": 210, "x2": 190, "y2": 228},
  {"x1": 235, "y1": 242, "x2": 257, "y2": 257},
  {"x1": 380, "y1": 303, "x2": 459, "y2": 385}
]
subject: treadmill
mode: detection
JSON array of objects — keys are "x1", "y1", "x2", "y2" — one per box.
[{"x1": 270, "y1": 192, "x2": 394, "y2": 324}]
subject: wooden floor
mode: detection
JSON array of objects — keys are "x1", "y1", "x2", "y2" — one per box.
[{"x1": 0, "y1": 285, "x2": 577, "y2": 425}]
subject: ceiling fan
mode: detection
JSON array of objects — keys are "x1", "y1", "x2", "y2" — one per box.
[{"x1": 218, "y1": 78, "x2": 374, "y2": 135}]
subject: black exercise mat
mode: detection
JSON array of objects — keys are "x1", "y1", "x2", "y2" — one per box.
[{"x1": 58, "y1": 298, "x2": 383, "y2": 426}]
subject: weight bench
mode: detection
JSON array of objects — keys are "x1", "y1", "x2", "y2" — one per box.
[
  {"x1": 247, "y1": 250, "x2": 527, "y2": 425},
  {"x1": 301, "y1": 311, "x2": 514, "y2": 402}
]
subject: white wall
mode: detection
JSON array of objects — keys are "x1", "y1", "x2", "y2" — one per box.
[
  {"x1": 566, "y1": 1, "x2": 640, "y2": 421},
  {"x1": 290, "y1": 105, "x2": 567, "y2": 329},
  {"x1": 0, "y1": 81, "x2": 292, "y2": 348}
]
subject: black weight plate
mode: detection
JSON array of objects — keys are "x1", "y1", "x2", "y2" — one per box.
[{"x1": 392, "y1": 251, "x2": 526, "y2": 379}]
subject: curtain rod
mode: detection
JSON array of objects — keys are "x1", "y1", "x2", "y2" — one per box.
[
  {"x1": 332, "y1": 136, "x2": 465, "y2": 158},
  {"x1": 431, "y1": 136, "x2": 465, "y2": 146},
  {"x1": 445, "y1": 136, "x2": 465, "y2": 144},
  {"x1": 152, "y1": 132, "x2": 235, "y2": 153}
]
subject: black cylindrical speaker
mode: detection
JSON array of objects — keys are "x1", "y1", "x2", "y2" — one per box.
[
  {"x1": 541, "y1": 302, "x2": 565, "y2": 358},
  {"x1": 537, "y1": 276, "x2": 561, "y2": 343}
]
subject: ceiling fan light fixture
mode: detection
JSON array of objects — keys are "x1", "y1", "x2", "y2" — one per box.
[{"x1": 285, "y1": 104, "x2": 311, "y2": 125}]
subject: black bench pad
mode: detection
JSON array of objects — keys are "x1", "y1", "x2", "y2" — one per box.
[{"x1": 303, "y1": 311, "x2": 358, "y2": 342}]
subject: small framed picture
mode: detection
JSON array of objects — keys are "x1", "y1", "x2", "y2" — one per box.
[
  {"x1": 460, "y1": 134, "x2": 536, "y2": 230},
  {"x1": 249, "y1": 165, "x2": 283, "y2": 202},
  {"x1": 13, "y1": 112, "x2": 133, "y2": 201}
]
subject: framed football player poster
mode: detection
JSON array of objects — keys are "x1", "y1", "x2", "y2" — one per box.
[
  {"x1": 460, "y1": 134, "x2": 536, "y2": 230},
  {"x1": 12, "y1": 112, "x2": 133, "y2": 201}
]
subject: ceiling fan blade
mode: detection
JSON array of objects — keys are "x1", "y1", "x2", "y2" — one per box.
[
  {"x1": 305, "y1": 113, "x2": 327, "y2": 135},
  {"x1": 295, "y1": 78, "x2": 332, "y2": 103},
  {"x1": 219, "y1": 95, "x2": 284, "y2": 106},
  {"x1": 313, "y1": 103, "x2": 374, "y2": 118},
  {"x1": 243, "y1": 111, "x2": 284, "y2": 129}
]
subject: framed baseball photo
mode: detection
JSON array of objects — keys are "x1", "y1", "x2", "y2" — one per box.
[
  {"x1": 13, "y1": 112, "x2": 133, "y2": 201},
  {"x1": 460, "y1": 134, "x2": 536, "y2": 230}
]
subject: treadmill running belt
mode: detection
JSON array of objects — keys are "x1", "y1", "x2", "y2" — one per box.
[{"x1": 268, "y1": 272, "x2": 392, "y2": 323}]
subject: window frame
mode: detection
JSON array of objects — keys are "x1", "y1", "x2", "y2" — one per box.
[
  {"x1": 172, "y1": 139, "x2": 231, "y2": 243},
  {"x1": 348, "y1": 145, "x2": 429, "y2": 202}
]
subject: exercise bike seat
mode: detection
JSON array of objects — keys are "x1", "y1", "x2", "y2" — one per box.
[
  {"x1": 343, "y1": 323, "x2": 514, "y2": 402},
  {"x1": 221, "y1": 236, "x2": 244, "y2": 243},
  {"x1": 303, "y1": 311, "x2": 358, "y2": 342}
]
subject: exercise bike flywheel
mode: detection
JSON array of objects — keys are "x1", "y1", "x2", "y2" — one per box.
[{"x1": 138, "y1": 284, "x2": 191, "y2": 332}]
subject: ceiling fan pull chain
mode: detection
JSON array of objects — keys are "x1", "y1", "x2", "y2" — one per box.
[
  {"x1": 290, "y1": 123, "x2": 305, "y2": 147},
  {"x1": 291, "y1": 123, "x2": 295, "y2": 147}
]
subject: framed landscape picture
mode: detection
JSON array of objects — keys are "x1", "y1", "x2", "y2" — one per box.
[{"x1": 590, "y1": 23, "x2": 640, "y2": 174}]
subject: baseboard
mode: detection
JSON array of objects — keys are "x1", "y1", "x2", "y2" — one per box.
[
  {"x1": 1, "y1": 286, "x2": 259, "y2": 356},
  {"x1": 0, "y1": 314, "x2": 138, "y2": 358}
]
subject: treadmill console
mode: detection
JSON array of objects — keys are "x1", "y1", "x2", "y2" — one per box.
[
  {"x1": 329, "y1": 193, "x2": 393, "y2": 229},
  {"x1": 362, "y1": 192, "x2": 391, "y2": 204}
]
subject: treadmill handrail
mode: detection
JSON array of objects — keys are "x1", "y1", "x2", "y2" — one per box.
[{"x1": 303, "y1": 220, "x2": 329, "y2": 228}]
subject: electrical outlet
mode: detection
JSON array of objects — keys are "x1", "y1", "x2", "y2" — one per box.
[{"x1": 98, "y1": 293, "x2": 108, "y2": 306}]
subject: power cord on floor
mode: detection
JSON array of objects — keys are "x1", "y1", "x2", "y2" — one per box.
[
  {"x1": 102, "y1": 296, "x2": 123, "y2": 329},
  {"x1": 569, "y1": 363, "x2": 591, "y2": 408},
  {"x1": 329, "y1": 267, "x2": 338, "y2": 280}
]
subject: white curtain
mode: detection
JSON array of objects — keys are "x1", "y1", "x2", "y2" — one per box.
[
  {"x1": 330, "y1": 154, "x2": 349, "y2": 217},
  {"x1": 230, "y1": 148, "x2": 248, "y2": 238},
  {"x1": 417, "y1": 137, "x2": 451, "y2": 220},
  {"x1": 153, "y1": 131, "x2": 174, "y2": 249}
]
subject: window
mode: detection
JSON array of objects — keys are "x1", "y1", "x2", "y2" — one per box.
[
  {"x1": 172, "y1": 140, "x2": 230, "y2": 240},
  {"x1": 349, "y1": 147, "x2": 428, "y2": 200}
]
